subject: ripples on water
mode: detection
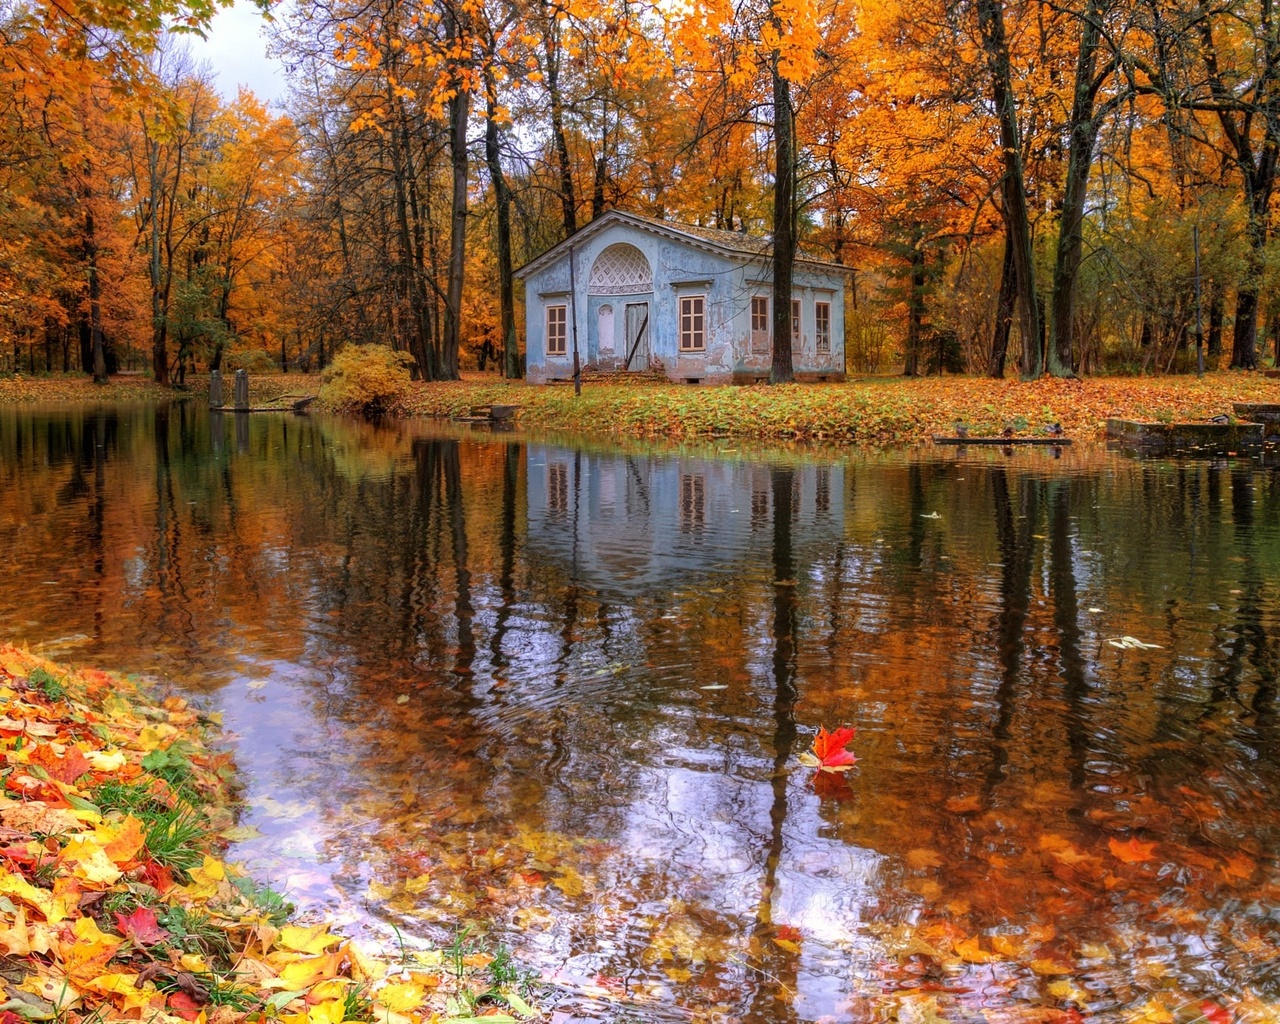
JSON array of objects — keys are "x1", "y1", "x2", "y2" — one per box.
[{"x1": 2, "y1": 403, "x2": 1280, "y2": 1022}]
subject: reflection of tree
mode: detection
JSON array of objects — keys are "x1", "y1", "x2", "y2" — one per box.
[
  {"x1": 986, "y1": 467, "x2": 1038, "y2": 791},
  {"x1": 1048, "y1": 479, "x2": 1089, "y2": 803},
  {"x1": 490, "y1": 442, "x2": 522, "y2": 673},
  {"x1": 747, "y1": 465, "x2": 800, "y2": 1024}
]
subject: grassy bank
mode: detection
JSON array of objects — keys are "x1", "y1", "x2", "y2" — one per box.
[
  {"x1": 400, "y1": 372, "x2": 1280, "y2": 445},
  {"x1": 4, "y1": 370, "x2": 1277, "y2": 447},
  {"x1": 0, "y1": 644, "x2": 536, "y2": 1024},
  {"x1": 0, "y1": 374, "x2": 321, "y2": 408}
]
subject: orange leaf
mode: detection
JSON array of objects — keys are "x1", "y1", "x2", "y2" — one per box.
[
  {"x1": 810, "y1": 725, "x2": 857, "y2": 770},
  {"x1": 954, "y1": 936, "x2": 999, "y2": 963},
  {"x1": 27, "y1": 744, "x2": 91, "y2": 785},
  {"x1": 1109, "y1": 837, "x2": 1158, "y2": 864}
]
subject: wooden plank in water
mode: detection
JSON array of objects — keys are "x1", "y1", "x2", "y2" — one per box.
[{"x1": 932, "y1": 435, "x2": 1072, "y2": 446}]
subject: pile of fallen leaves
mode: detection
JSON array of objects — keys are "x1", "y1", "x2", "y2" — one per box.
[{"x1": 0, "y1": 644, "x2": 536, "y2": 1024}]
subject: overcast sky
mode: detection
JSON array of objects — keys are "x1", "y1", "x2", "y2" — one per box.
[{"x1": 184, "y1": 1, "x2": 288, "y2": 105}]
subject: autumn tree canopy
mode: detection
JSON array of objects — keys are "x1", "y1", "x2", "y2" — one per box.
[{"x1": 2, "y1": 0, "x2": 1280, "y2": 379}]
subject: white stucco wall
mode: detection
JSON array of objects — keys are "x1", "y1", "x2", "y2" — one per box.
[{"x1": 519, "y1": 218, "x2": 848, "y2": 384}]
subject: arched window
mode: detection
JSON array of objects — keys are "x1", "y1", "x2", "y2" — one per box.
[{"x1": 588, "y1": 244, "x2": 653, "y2": 295}]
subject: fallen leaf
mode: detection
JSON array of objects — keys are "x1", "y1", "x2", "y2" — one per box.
[
  {"x1": 798, "y1": 724, "x2": 858, "y2": 772},
  {"x1": 1109, "y1": 837, "x2": 1158, "y2": 864},
  {"x1": 115, "y1": 906, "x2": 168, "y2": 945}
]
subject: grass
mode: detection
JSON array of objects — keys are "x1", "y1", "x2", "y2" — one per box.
[
  {"x1": 27, "y1": 667, "x2": 67, "y2": 700},
  {"x1": 91, "y1": 775, "x2": 213, "y2": 879},
  {"x1": 156, "y1": 903, "x2": 234, "y2": 960},
  {"x1": 230, "y1": 874, "x2": 294, "y2": 926},
  {"x1": 142, "y1": 806, "x2": 213, "y2": 876},
  {"x1": 394, "y1": 370, "x2": 1280, "y2": 446}
]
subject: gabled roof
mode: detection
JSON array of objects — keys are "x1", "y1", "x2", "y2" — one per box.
[{"x1": 513, "y1": 209, "x2": 853, "y2": 280}]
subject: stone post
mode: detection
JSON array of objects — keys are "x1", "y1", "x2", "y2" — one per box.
[
  {"x1": 210, "y1": 370, "x2": 224, "y2": 408},
  {"x1": 233, "y1": 369, "x2": 249, "y2": 411}
]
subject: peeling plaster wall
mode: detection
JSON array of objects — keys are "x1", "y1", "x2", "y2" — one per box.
[{"x1": 521, "y1": 220, "x2": 847, "y2": 384}]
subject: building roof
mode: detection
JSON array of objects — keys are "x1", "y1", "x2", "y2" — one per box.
[{"x1": 513, "y1": 209, "x2": 853, "y2": 280}]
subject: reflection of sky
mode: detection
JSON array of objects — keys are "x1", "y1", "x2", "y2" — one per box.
[{"x1": 9, "y1": 409, "x2": 1280, "y2": 1021}]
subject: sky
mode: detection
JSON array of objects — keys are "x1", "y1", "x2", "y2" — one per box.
[{"x1": 184, "y1": 1, "x2": 288, "y2": 105}]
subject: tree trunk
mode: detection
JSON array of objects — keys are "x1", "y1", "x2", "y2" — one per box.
[
  {"x1": 990, "y1": 228, "x2": 1015, "y2": 377},
  {"x1": 977, "y1": 0, "x2": 1041, "y2": 379},
  {"x1": 82, "y1": 181, "x2": 107, "y2": 384},
  {"x1": 385, "y1": 77, "x2": 437, "y2": 379},
  {"x1": 443, "y1": 84, "x2": 469, "y2": 381},
  {"x1": 904, "y1": 232, "x2": 925, "y2": 377},
  {"x1": 769, "y1": 54, "x2": 795, "y2": 385},
  {"x1": 484, "y1": 80, "x2": 520, "y2": 379},
  {"x1": 1232, "y1": 198, "x2": 1267, "y2": 369},
  {"x1": 1208, "y1": 286, "x2": 1223, "y2": 360},
  {"x1": 1049, "y1": 0, "x2": 1108, "y2": 378},
  {"x1": 544, "y1": 5, "x2": 577, "y2": 237}
]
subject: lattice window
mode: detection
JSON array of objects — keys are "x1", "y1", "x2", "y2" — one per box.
[{"x1": 588, "y1": 244, "x2": 653, "y2": 295}]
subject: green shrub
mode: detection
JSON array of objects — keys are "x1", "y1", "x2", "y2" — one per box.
[
  {"x1": 223, "y1": 349, "x2": 279, "y2": 374},
  {"x1": 319, "y1": 345, "x2": 416, "y2": 416}
]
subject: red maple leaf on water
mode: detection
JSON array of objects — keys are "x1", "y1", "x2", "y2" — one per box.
[{"x1": 798, "y1": 725, "x2": 858, "y2": 773}]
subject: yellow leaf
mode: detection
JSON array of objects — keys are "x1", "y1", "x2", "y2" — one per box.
[
  {"x1": 307, "y1": 998, "x2": 347, "y2": 1024},
  {"x1": 181, "y1": 855, "x2": 227, "y2": 898},
  {"x1": 271, "y1": 950, "x2": 345, "y2": 989},
  {"x1": 85, "y1": 749, "x2": 126, "y2": 771},
  {"x1": 0, "y1": 867, "x2": 70, "y2": 922},
  {"x1": 84, "y1": 972, "x2": 162, "y2": 1013},
  {"x1": 377, "y1": 982, "x2": 426, "y2": 1013},
  {"x1": 1028, "y1": 958, "x2": 1073, "y2": 976},
  {"x1": 404, "y1": 873, "x2": 432, "y2": 895},
  {"x1": 954, "y1": 937, "x2": 999, "y2": 963},
  {"x1": 309, "y1": 980, "x2": 353, "y2": 1001},
  {"x1": 94, "y1": 815, "x2": 146, "y2": 863},
  {"x1": 20, "y1": 973, "x2": 80, "y2": 1011},
  {"x1": 1048, "y1": 979, "x2": 1089, "y2": 1003},
  {"x1": 279, "y1": 924, "x2": 343, "y2": 954},
  {"x1": 1128, "y1": 999, "x2": 1174, "y2": 1023},
  {"x1": 61, "y1": 836, "x2": 122, "y2": 885},
  {"x1": 137, "y1": 724, "x2": 177, "y2": 750},
  {"x1": 0, "y1": 907, "x2": 31, "y2": 955},
  {"x1": 990, "y1": 934, "x2": 1031, "y2": 958}
]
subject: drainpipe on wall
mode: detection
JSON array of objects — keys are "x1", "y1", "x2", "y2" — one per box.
[{"x1": 569, "y1": 243, "x2": 582, "y2": 395}]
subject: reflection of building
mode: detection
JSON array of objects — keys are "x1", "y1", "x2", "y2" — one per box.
[
  {"x1": 515, "y1": 210, "x2": 851, "y2": 384},
  {"x1": 525, "y1": 444, "x2": 846, "y2": 595}
]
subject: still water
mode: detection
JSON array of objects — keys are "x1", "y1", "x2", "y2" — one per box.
[{"x1": 3, "y1": 403, "x2": 1280, "y2": 1023}]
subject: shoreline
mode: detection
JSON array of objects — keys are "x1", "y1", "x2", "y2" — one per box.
[
  {"x1": 0, "y1": 643, "x2": 538, "y2": 1024},
  {"x1": 2, "y1": 370, "x2": 1277, "y2": 447}
]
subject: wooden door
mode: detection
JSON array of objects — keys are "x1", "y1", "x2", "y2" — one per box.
[{"x1": 624, "y1": 302, "x2": 650, "y2": 370}]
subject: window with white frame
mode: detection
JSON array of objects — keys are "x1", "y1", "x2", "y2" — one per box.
[
  {"x1": 815, "y1": 301, "x2": 831, "y2": 354},
  {"x1": 679, "y1": 295, "x2": 706, "y2": 351},
  {"x1": 791, "y1": 299, "x2": 801, "y2": 347},
  {"x1": 750, "y1": 295, "x2": 769, "y2": 353},
  {"x1": 546, "y1": 304, "x2": 567, "y2": 356}
]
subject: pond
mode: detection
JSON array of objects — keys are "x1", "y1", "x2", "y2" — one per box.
[{"x1": 2, "y1": 402, "x2": 1280, "y2": 1023}]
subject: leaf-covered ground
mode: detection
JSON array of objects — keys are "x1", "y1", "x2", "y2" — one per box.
[
  {"x1": 4, "y1": 370, "x2": 1277, "y2": 447},
  {"x1": 0, "y1": 644, "x2": 537, "y2": 1024},
  {"x1": 401, "y1": 372, "x2": 1280, "y2": 445},
  {"x1": 0, "y1": 375, "x2": 321, "y2": 407}
]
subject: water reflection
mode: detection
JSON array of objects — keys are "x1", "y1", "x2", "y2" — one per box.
[{"x1": 2, "y1": 405, "x2": 1280, "y2": 1021}]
